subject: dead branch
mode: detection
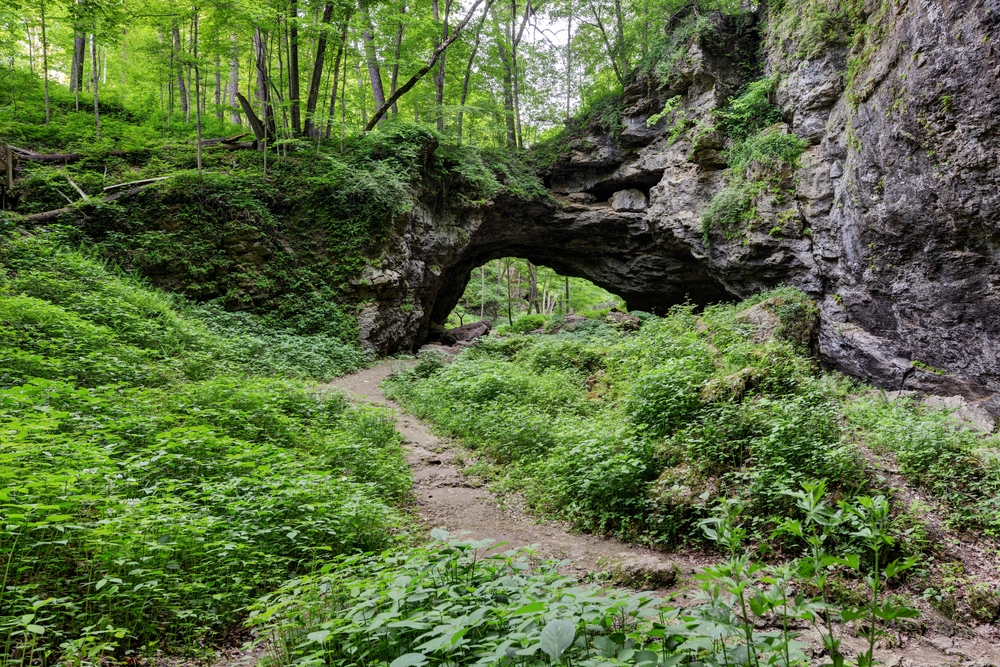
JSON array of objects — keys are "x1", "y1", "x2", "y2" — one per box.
[
  {"x1": 65, "y1": 175, "x2": 89, "y2": 200},
  {"x1": 102, "y1": 176, "x2": 172, "y2": 193}
]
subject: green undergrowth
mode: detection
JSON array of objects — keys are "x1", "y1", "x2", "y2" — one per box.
[
  {"x1": 384, "y1": 288, "x2": 1000, "y2": 550},
  {"x1": 0, "y1": 233, "x2": 410, "y2": 664},
  {"x1": 701, "y1": 78, "x2": 809, "y2": 243},
  {"x1": 252, "y1": 508, "x2": 921, "y2": 667}
]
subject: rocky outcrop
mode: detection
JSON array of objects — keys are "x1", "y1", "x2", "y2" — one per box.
[{"x1": 348, "y1": 0, "x2": 1000, "y2": 414}]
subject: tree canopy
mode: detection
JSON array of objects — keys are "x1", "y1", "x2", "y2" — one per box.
[{"x1": 0, "y1": 0, "x2": 750, "y2": 149}]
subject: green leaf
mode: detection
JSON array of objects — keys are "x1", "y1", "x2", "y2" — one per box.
[
  {"x1": 95, "y1": 578, "x2": 108, "y2": 591},
  {"x1": 540, "y1": 619, "x2": 576, "y2": 661},
  {"x1": 389, "y1": 653, "x2": 427, "y2": 667},
  {"x1": 511, "y1": 601, "x2": 546, "y2": 616},
  {"x1": 593, "y1": 636, "x2": 617, "y2": 658},
  {"x1": 26, "y1": 624, "x2": 45, "y2": 635},
  {"x1": 306, "y1": 630, "x2": 330, "y2": 643}
]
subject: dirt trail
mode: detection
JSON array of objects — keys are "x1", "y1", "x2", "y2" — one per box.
[
  {"x1": 324, "y1": 360, "x2": 1000, "y2": 667},
  {"x1": 325, "y1": 360, "x2": 703, "y2": 579}
]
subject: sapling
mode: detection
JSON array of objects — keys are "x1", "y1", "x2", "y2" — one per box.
[{"x1": 838, "y1": 495, "x2": 919, "y2": 667}]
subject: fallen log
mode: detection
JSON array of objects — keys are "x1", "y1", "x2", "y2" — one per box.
[
  {"x1": 17, "y1": 149, "x2": 130, "y2": 163},
  {"x1": 15, "y1": 181, "x2": 161, "y2": 223},
  {"x1": 217, "y1": 140, "x2": 258, "y2": 151},
  {"x1": 199, "y1": 132, "x2": 250, "y2": 147}
]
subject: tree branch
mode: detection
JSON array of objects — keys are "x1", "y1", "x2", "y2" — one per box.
[{"x1": 364, "y1": 0, "x2": 492, "y2": 132}]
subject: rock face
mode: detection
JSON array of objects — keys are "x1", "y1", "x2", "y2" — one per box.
[{"x1": 349, "y1": 0, "x2": 1000, "y2": 414}]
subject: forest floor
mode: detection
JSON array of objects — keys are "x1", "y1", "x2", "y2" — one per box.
[{"x1": 325, "y1": 359, "x2": 1000, "y2": 667}]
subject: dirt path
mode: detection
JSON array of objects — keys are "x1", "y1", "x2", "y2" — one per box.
[
  {"x1": 325, "y1": 360, "x2": 704, "y2": 581},
  {"x1": 325, "y1": 360, "x2": 1000, "y2": 667}
]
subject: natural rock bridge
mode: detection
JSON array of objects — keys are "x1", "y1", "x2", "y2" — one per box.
[{"x1": 350, "y1": 0, "x2": 1000, "y2": 414}]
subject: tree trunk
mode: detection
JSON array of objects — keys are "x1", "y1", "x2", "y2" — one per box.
[
  {"x1": 215, "y1": 54, "x2": 222, "y2": 120},
  {"x1": 228, "y1": 35, "x2": 241, "y2": 124},
  {"x1": 91, "y1": 34, "x2": 100, "y2": 138},
  {"x1": 253, "y1": 27, "x2": 277, "y2": 140},
  {"x1": 304, "y1": 2, "x2": 334, "y2": 137},
  {"x1": 289, "y1": 0, "x2": 302, "y2": 135},
  {"x1": 71, "y1": 0, "x2": 85, "y2": 102},
  {"x1": 591, "y1": 7, "x2": 623, "y2": 85},
  {"x1": 194, "y1": 8, "x2": 202, "y2": 175},
  {"x1": 355, "y1": 55, "x2": 368, "y2": 126},
  {"x1": 565, "y1": 9, "x2": 572, "y2": 119},
  {"x1": 434, "y1": 0, "x2": 452, "y2": 132},
  {"x1": 457, "y1": 7, "x2": 487, "y2": 144},
  {"x1": 325, "y1": 21, "x2": 349, "y2": 139},
  {"x1": 613, "y1": 0, "x2": 628, "y2": 77},
  {"x1": 509, "y1": 0, "x2": 530, "y2": 149},
  {"x1": 361, "y1": 10, "x2": 387, "y2": 122},
  {"x1": 173, "y1": 22, "x2": 189, "y2": 117},
  {"x1": 340, "y1": 38, "x2": 347, "y2": 148},
  {"x1": 528, "y1": 261, "x2": 539, "y2": 314},
  {"x1": 40, "y1": 0, "x2": 50, "y2": 125},
  {"x1": 493, "y1": 12, "x2": 516, "y2": 147},
  {"x1": 186, "y1": 18, "x2": 193, "y2": 123},
  {"x1": 389, "y1": 0, "x2": 406, "y2": 116}
]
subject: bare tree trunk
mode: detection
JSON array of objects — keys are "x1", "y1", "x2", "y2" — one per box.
[
  {"x1": 493, "y1": 12, "x2": 516, "y2": 147},
  {"x1": 361, "y1": 10, "x2": 386, "y2": 123},
  {"x1": 528, "y1": 261, "x2": 539, "y2": 314},
  {"x1": 591, "y1": 6, "x2": 622, "y2": 85},
  {"x1": 253, "y1": 27, "x2": 277, "y2": 140},
  {"x1": 90, "y1": 34, "x2": 100, "y2": 137},
  {"x1": 457, "y1": 6, "x2": 487, "y2": 144},
  {"x1": 26, "y1": 21, "x2": 34, "y2": 75},
  {"x1": 433, "y1": 0, "x2": 452, "y2": 132},
  {"x1": 186, "y1": 18, "x2": 193, "y2": 123},
  {"x1": 172, "y1": 22, "x2": 189, "y2": 118},
  {"x1": 355, "y1": 54, "x2": 368, "y2": 126},
  {"x1": 389, "y1": 0, "x2": 406, "y2": 116},
  {"x1": 71, "y1": 0, "x2": 85, "y2": 105},
  {"x1": 325, "y1": 21, "x2": 349, "y2": 139},
  {"x1": 215, "y1": 53, "x2": 222, "y2": 120},
  {"x1": 340, "y1": 39, "x2": 347, "y2": 148},
  {"x1": 304, "y1": 2, "x2": 334, "y2": 137},
  {"x1": 40, "y1": 0, "x2": 50, "y2": 125},
  {"x1": 289, "y1": 0, "x2": 302, "y2": 135},
  {"x1": 613, "y1": 0, "x2": 628, "y2": 77},
  {"x1": 509, "y1": 0, "x2": 530, "y2": 149},
  {"x1": 277, "y1": 19, "x2": 290, "y2": 141},
  {"x1": 565, "y1": 9, "x2": 571, "y2": 119},
  {"x1": 229, "y1": 35, "x2": 241, "y2": 124},
  {"x1": 194, "y1": 7, "x2": 202, "y2": 175}
]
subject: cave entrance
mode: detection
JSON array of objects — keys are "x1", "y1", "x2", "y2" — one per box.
[{"x1": 444, "y1": 257, "x2": 624, "y2": 329}]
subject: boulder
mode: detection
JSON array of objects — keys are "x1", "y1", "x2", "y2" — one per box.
[
  {"x1": 608, "y1": 553, "x2": 678, "y2": 589},
  {"x1": 922, "y1": 395, "x2": 996, "y2": 434},
  {"x1": 439, "y1": 319, "x2": 492, "y2": 346},
  {"x1": 610, "y1": 188, "x2": 648, "y2": 212}
]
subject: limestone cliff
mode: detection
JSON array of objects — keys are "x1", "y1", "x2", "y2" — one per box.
[{"x1": 351, "y1": 0, "x2": 1000, "y2": 412}]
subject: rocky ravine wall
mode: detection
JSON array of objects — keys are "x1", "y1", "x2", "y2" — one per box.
[{"x1": 350, "y1": 0, "x2": 1000, "y2": 414}]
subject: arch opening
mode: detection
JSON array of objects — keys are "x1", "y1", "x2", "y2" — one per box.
[{"x1": 443, "y1": 257, "x2": 624, "y2": 329}]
